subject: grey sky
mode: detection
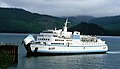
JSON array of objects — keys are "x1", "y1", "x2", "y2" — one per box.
[{"x1": 0, "y1": 0, "x2": 120, "y2": 17}]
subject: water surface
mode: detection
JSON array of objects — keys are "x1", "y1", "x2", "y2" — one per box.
[{"x1": 0, "y1": 33, "x2": 120, "y2": 69}]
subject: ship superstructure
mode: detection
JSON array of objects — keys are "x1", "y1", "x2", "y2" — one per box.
[{"x1": 23, "y1": 19, "x2": 108, "y2": 54}]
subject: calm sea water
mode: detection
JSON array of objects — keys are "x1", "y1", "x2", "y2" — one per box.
[{"x1": 0, "y1": 33, "x2": 120, "y2": 69}]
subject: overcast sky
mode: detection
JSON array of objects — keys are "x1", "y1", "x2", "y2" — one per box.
[{"x1": 0, "y1": 0, "x2": 120, "y2": 17}]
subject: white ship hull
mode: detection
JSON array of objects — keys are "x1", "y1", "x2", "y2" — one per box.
[{"x1": 30, "y1": 44, "x2": 108, "y2": 54}]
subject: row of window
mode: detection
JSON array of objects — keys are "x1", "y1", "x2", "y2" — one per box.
[
  {"x1": 82, "y1": 43, "x2": 104, "y2": 45},
  {"x1": 51, "y1": 43, "x2": 64, "y2": 45},
  {"x1": 38, "y1": 35, "x2": 51, "y2": 37},
  {"x1": 55, "y1": 39, "x2": 64, "y2": 41},
  {"x1": 66, "y1": 40, "x2": 72, "y2": 41},
  {"x1": 38, "y1": 38, "x2": 50, "y2": 41},
  {"x1": 81, "y1": 39, "x2": 97, "y2": 42},
  {"x1": 38, "y1": 38, "x2": 72, "y2": 41},
  {"x1": 38, "y1": 35, "x2": 57, "y2": 37},
  {"x1": 55, "y1": 39, "x2": 72, "y2": 41},
  {"x1": 53, "y1": 35, "x2": 57, "y2": 37}
]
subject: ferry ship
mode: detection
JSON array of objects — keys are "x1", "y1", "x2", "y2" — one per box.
[{"x1": 23, "y1": 19, "x2": 108, "y2": 55}]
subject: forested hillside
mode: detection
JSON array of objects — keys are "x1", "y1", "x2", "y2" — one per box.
[
  {"x1": 0, "y1": 8, "x2": 64, "y2": 33},
  {"x1": 89, "y1": 15, "x2": 120, "y2": 34},
  {"x1": 68, "y1": 22, "x2": 108, "y2": 35}
]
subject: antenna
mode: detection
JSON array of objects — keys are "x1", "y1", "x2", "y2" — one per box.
[
  {"x1": 63, "y1": 18, "x2": 70, "y2": 32},
  {"x1": 65, "y1": 18, "x2": 70, "y2": 27}
]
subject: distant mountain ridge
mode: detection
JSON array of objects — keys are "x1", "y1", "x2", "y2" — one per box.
[
  {"x1": 61, "y1": 15, "x2": 95, "y2": 25},
  {"x1": 0, "y1": 7, "x2": 120, "y2": 35}
]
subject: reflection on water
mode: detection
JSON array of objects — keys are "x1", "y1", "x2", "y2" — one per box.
[
  {"x1": 21, "y1": 54, "x2": 108, "y2": 69},
  {"x1": 0, "y1": 33, "x2": 120, "y2": 69}
]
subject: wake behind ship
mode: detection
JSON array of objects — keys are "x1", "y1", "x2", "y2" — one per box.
[{"x1": 23, "y1": 19, "x2": 108, "y2": 55}]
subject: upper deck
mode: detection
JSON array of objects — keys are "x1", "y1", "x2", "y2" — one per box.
[{"x1": 35, "y1": 19, "x2": 106, "y2": 46}]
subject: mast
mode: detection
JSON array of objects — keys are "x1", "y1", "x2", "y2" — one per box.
[{"x1": 63, "y1": 19, "x2": 70, "y2": 32}]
